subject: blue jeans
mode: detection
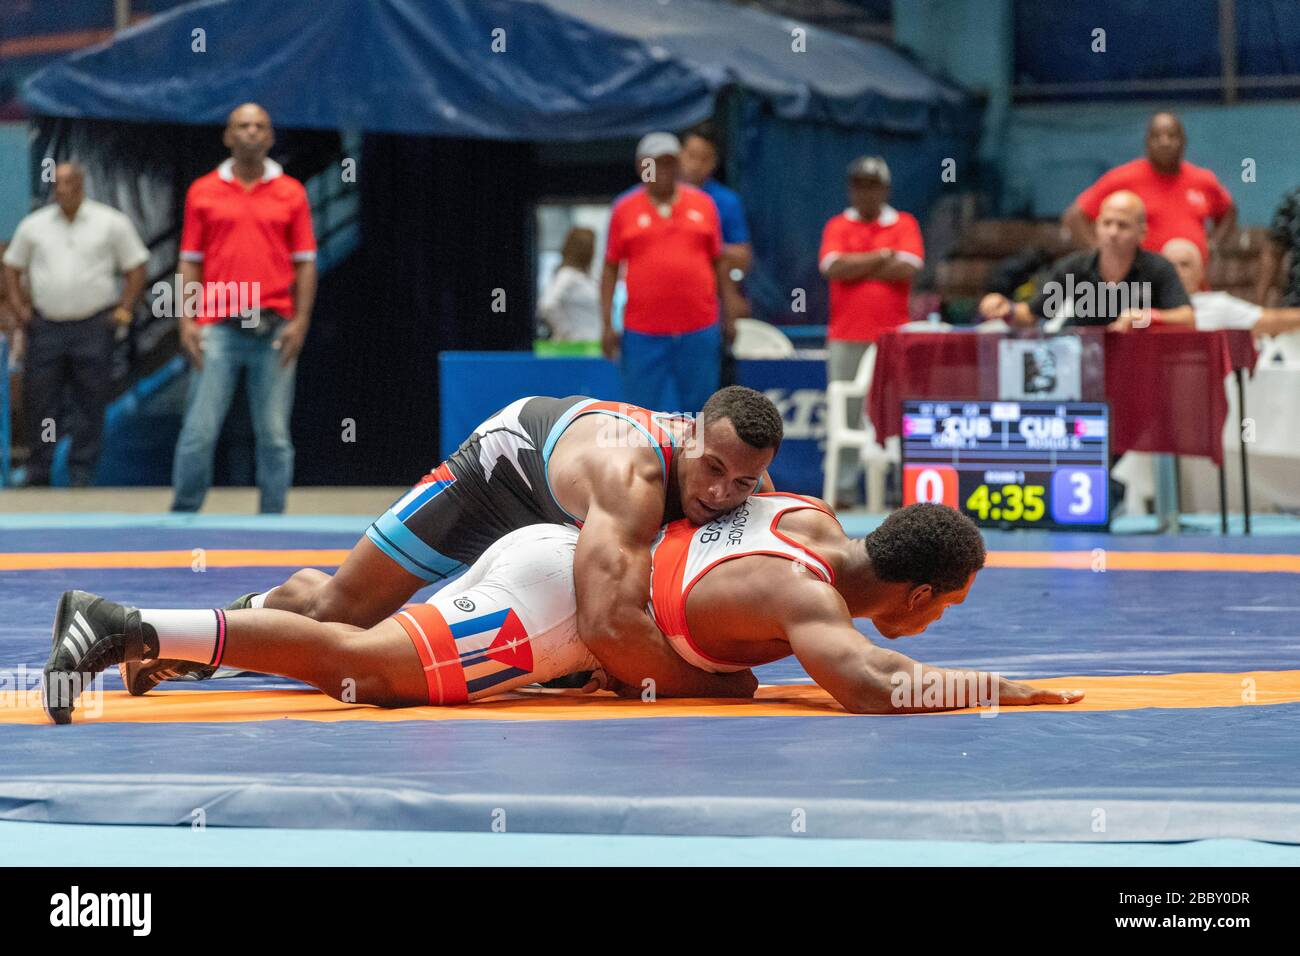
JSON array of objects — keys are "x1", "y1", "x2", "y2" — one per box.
[
  {"x1": 171, "y1": 319, "x2": 296, "y2": 513},
  {"x1": 620, "y1": 323, "x2": 722, "y2": 413}
]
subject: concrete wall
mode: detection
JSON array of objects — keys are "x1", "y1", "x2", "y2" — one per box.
[
  {"x1": 0, "y1": 123, "x2": 32, "y2": 239},
  {"x1": 894, "y1": 0, "x2": 1013, "y2": 171}
]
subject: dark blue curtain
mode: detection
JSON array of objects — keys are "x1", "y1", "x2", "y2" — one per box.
[
  {"x1": 1236, "y1": 0, "x2": 1300, "y2": 98},
  {"x1": 730, "y1": 92, "x2": 978, "y2": 326},
  {"x1": 1014, "y1": 0, "x2": 1221, "y2": 87},
  {"x1": 292, "y1": 133, "x2": 535, "y2": 485},
  {"x1": 1014, "y1": 0, "x2": 1300, "y2": 99}
]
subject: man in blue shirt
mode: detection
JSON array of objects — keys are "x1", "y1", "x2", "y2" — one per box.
[{"x1": 679, "y1": 123, "x2": 752, "y2": 324}]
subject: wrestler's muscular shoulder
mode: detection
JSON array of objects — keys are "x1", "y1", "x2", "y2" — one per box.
[
  {"x1": 547, "y1": 415, "x2": 666, "y2": 524},
  {"x1": 772, "y1": 506, "x2": 847, "y2": 556}
]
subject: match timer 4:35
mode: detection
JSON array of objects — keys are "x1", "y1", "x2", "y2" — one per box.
[{"x1": 900, "y1": 400, "x2": 1110, "y2": 530}]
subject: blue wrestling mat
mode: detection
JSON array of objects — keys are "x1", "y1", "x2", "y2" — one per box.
[{"x1": 3, "y1": 516, "x2": 1300, "y2": 863}]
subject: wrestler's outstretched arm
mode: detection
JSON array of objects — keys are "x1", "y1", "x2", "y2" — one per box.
[
  {"x1": 781, "y1": 588, "x2": 1083, "y2": 714},
  {"x1": 575, "y1": 469, "x2": 757, "y2": 699}
]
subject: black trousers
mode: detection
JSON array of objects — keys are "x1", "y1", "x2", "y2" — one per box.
[{"x1": 23, "y1": 310, "x2": 114, "y2": 483}]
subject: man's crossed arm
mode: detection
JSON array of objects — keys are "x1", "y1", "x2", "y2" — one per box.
[{"x1": 823, "y1": 250, "x2": 918, "y2": 284}]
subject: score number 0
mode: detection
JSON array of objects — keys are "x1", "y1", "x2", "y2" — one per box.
[{"x1": 902, "y1": 465, "x2": 959, "y2": 508}]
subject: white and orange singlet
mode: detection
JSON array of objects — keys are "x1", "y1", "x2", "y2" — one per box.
[{"x1": 648, "y1": 493, "x2": 838, "y2": 673}]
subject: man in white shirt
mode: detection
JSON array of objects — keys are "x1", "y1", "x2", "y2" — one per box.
[
  {"x1": 1161, "y1": 237, "x2": 1300, "y2": 335},
  {"x1": 3, "y1": 162, "x2": 148, "y2": 486}
]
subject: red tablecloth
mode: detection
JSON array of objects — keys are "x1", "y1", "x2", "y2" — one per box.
[{"x1": 867, "y1": 328, "x2": 1258, "y2": 466}]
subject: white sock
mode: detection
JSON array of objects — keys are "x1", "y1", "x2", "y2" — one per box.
[
  {"x1": 249, "y1": 588, "x2": 277, "y2": 609},
  {"x1": 140, "y1": 609, "x2": 226, "y2": 665}
]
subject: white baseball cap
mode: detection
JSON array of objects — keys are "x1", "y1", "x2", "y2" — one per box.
[{"x1": 636, "y1": 132, "x2": 682, "y2": 160}]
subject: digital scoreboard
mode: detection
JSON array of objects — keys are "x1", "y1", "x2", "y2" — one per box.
[{"x1": 901, "y1": 400, "x2": 1110, "y2": 530}]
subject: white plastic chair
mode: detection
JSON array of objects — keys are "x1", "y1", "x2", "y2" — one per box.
[
  {"x1": 730, "y1": 318, "x2": 796, "y2": 359},
  {"x1": 898, "y1": 319, "x2": 954, "y2": 332},
  {"x1": 1259, "y1": 330, "x2": 1300, "y2": 367},
  {"x1": 1111, "y1": 451, "x2": 1157, "y2": 515},
  {"x1": 822, "y1": 345, "x2": 895, "y2": 511}
]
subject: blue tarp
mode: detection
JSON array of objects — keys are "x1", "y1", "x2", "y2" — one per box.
[{"x1": 21, "y1": 0, "x2": 971, "y2": 139}]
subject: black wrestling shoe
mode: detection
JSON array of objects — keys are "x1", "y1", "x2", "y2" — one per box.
[
  {"x1": 44, "y1": 590, "x2": 148, "y2": 724},
  {"x1": 117, "y1": 592, "x2": 257, "y2": 695}
]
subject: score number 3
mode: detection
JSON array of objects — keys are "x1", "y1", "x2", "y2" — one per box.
[{"x1": 1050, "y1": 467, "x2": 1108, "y2": 524}]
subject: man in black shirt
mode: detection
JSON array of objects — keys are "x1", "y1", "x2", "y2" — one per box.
[
  {"x1": 1256, "y1": 185, "x2": 1300, "y2": 307},
  {"x1": 979, "y1": 191, "x2": 1193, "y2": 330}
]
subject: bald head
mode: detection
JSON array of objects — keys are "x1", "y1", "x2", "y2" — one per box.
[
  {"x1": 53, "y1": 162, "x2": 85, "y2": 218},
  {"x1": 1096, "y1": 190, "x2": 1147, "y2": 258},
  {"x1": 227, "y1": 102, "x2": 270, "y2": 128},
  {"x1": 1101, "y1": 190, "x2": 1146, "y2": 225},
  {"x1": 223, "y1": 103, "x2": 274, "y2": 165},
  {"x1": 1146, "y1": 111, "x2": 1186, "y2": 172},
  {"x1": 1161, "y1": 237, "x2": 1203, "y2": 294},
  {"x1": 54, "y1": 162, "x2": 84, "y2": 185}
]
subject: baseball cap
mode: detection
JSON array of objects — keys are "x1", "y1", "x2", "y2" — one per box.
[
  {"x1": 847, "y1": 155, "x2": 890, "y2": 184},
  {"x1": 636, "y1": 132, "x2": 682, "y2": 160}
]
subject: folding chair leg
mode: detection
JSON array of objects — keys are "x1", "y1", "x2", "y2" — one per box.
[
  {"x1": 822, "y1": 440, "x2": 839, "y2": 504},
  {"x1": 865, "y1": 461, "x2": 886, "y2": 514}
]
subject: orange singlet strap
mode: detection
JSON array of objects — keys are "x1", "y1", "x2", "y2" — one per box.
[
  {"x1": 579, "y1": 400, "x2": 678, "y2": 477},
  {"x1": 649, "y1": 522, "x2": 694, "y2": 648},
  {"x1": 394, "y1": 605, "x2": 469, "y2": 705}
]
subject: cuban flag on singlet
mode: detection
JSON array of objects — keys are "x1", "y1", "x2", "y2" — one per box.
[
  {"x1": 448, "y1": 607, "x2": 535, "y2": 695},
  {"x1": 393, "y1": 463, "x2": 456, "y2": 522}
]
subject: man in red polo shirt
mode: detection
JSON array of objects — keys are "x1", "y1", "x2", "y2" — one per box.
[
  {"x1": 171, "y1": 103, "x2": 316, "y2": 514},
  {"x1": 601, "y1": 132, "x2": 733, "y2": 413},
  {"x1": 1062, "y1": 111, "x2": 1235, "y2": 265},
  {"x1": 819, "y1": 156, "x2": 924, "y2": 507}
]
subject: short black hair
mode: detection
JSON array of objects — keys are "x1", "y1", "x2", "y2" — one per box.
[
  {"x1": 864, "y1": 503, "x2": 986, "y2": 594},
  {"x1": 700, "y1": 385, "x2": 782, "y2": 451},
  {"x1": 681, "y1": 121, "x2": 720, "y2": 153}
]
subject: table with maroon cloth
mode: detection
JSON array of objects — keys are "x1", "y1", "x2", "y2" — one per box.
[{"x1": 867, "y1": 327, "x2": 1260, "y2": 529}]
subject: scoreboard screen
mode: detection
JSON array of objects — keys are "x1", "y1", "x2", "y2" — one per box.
[{"x1": 901, "y1": 400, "x2": 1110, "y2": 530}]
